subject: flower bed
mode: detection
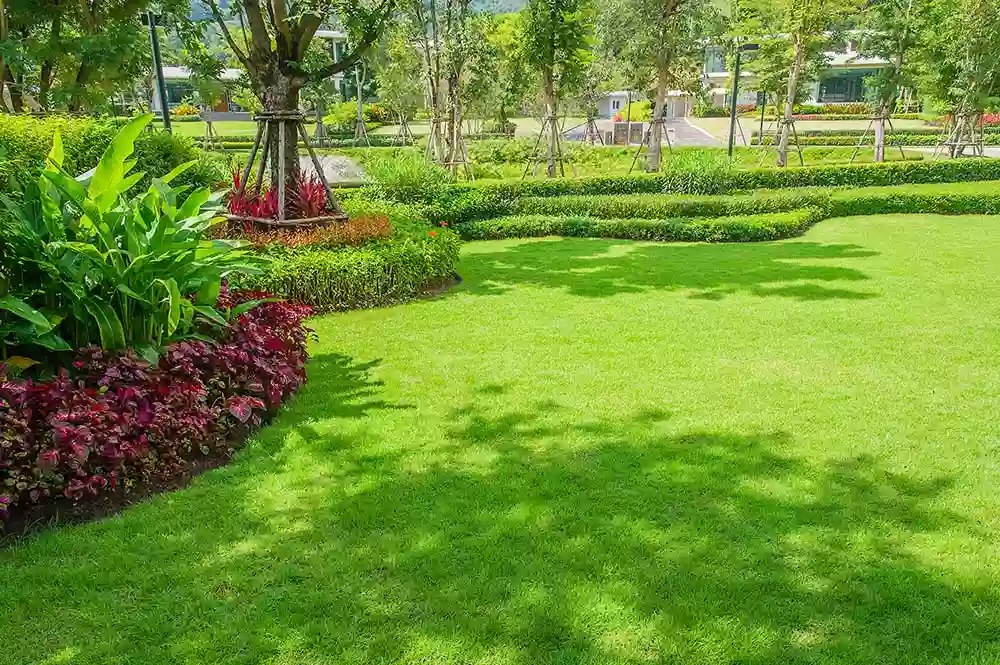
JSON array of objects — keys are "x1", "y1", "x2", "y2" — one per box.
[{"x1": 0, "y1": 292, "x2": 313, "y2": 533}]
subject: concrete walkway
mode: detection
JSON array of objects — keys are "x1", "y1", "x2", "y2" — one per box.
[{"x1": 299, "y1": 155, "x2": 365, "y2": 185}]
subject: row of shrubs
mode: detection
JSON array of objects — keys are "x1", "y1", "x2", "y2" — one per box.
[
  {"x1": 0, "y1": 294, "x2": 313, "y2": 525},
  {"x1": 423, "y1": 158, "x2": 1000, "y2": 224},
  {"x1": 462, "y1": 208, "x2": 826, "y2": 242},
  {"x1": 456, "y1": 181, "x2": 1000, "y2": 241},
  {"x1": 753, "y1": 135, "x2": 1000, "y2": 147},
  {"x1": 194, "y1": 135, "x2": 414, "y2": 149},
  {"x1": 753, "y1": 127, "x2": 1000, "y2": 138},
  {"x1": 502, "y1": 180, "x2": 1000, "y2": 221}
]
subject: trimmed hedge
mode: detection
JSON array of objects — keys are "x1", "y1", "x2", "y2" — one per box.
[
  {"x1": 753, "y1": 134, "x2": 1000, "y2": 147},
  {"x1": 429, "y1": 159, "x2": 1000, "y2": 224},
  {"x1": 231, "y1": 231, "x2": 462, "y2": 311},
  {"x1": 194, "y1": 135, "x2": 414, "y2": 149},
  {"x1": 459, "y1": 181, "x2": 1000, "y2": 242},
  {"x1": 461, "y1": 209, "x2": 827, "y2": 242}
]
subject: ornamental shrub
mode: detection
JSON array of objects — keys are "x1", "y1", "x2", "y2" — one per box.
[
  {"x1": 233, "y1": 230, "x2": 462, "y2": 311},
  {"x1": 0, "y1": 292, "x2": 313, "y2": 523},
  {"x1": 461, "y1": 208, "x2": 826, "y2": 242}
]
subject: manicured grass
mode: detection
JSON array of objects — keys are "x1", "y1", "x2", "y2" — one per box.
[{"x1": 4, "y1": 215, "x2": 1000, "y2": 664}]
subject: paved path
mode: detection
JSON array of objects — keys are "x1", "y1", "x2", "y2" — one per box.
[
  {"x1": 299, "y1": 155, "x2": 365, "y2": 184},
  {"x1": 563, "y1": 118, "x2": 722, "y2": 147}
]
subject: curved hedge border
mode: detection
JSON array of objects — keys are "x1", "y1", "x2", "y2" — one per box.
[
  {"x1": 462, "y1": 209, "x2": 826, "y2": 243},
  {"x1": 428, "y1": 159, "x2": 1000, "y2": 225},
  {"x1": 231, "y1": 231, "x2": 462, "y2": 311},
  {"x1": 459, "y1": 181, "x2": 1000, "y2": 243}
]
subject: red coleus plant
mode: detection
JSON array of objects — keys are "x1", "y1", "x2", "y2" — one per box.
[
  {"x1": 0, "y1": 291, "x2": 314, "y2": 522},
  {"x1": 228, "y1": 169, "x2": 329, "y2": 221}
]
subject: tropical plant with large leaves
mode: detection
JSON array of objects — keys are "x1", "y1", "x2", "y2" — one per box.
[{"x1": 0, "y1": 114, "x2": 265, "y2": 361}]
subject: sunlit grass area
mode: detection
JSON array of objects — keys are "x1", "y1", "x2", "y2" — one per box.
[{"x1": 3, "y1": 214, "x2": 1000, "y2": 664}]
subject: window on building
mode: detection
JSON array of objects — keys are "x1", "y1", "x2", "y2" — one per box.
[
  {"x1": 818, "y1": 69, "x2": 879, "y2": 103},
  {"x1": 704, "y1": 47, "x2": 727, "y2": 74},
  {"x1": 612, "y1": 100, "x2": 621, "y2": 110}
]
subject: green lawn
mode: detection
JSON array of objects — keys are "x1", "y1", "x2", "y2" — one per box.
[{"x1": 4, "y1": 214, "x2": 1000, "y2": 664}]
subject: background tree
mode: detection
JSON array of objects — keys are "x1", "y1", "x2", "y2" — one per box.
[
  {"x1": 857, "y1": 0, "x2": 922, "y2": 160},
  {"x1": 600, "y1": 0, "x2": 717, "y2": 170},
  {"x1": 911, "y1": 0, "x2": 1000, "y2": 155},
  {"x1": 741, "y1": 0, "x2": 855, "y2": 165},
  {"x1": 522, "y1": 0, "x2": 595, "y2": 176},
  {"x1": 374, "y1": 21, "x2": 425, "y2": 128},
  {"x1": 200, "y1": 0, "x2": 395, "y2": 189}
]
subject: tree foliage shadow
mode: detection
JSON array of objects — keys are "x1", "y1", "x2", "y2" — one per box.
[
  {"x1": 4, "y1": 380, "x2": 997, "y2": 665},
  {"x1": 459, "y1": 238, "x2": 880, "y2": 301}
]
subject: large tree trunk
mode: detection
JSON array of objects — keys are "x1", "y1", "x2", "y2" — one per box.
[
  {"x1": 648, "y1": 60, "x2": 670, "y2": 172},
  {"x1": 4, "y1": 65, "x2": 22, "y2": 112},
  {"x1": 777, "y1": 36, "x2": 804, "y2": 168},
  {"x1": 38, "y1": 13, "x2": 61, "y2": 111},
  {"x1": 262, "y1": 75, "x2": 303, "y2": 211},
  {"x1": 67, "y1": 62, "x2": 91, "y2": 112},
  {"x1": 542, "y1": 66, "x2": 557, "y2": 178}
]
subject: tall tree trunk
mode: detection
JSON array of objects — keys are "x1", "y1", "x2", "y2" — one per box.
[
  {"x1": 874, "y1": 102, "x2": 888, "y2": 162},
  {"x1": 446, "y1": 72, "x2": 461, "y2": 173},
  {"x1": 543, "y1": 66, "x2": 557, "y2": 178},
  {"x1": 67, "y1": 62, "x2": 92, "y2": 112},
  {"x1": 777, "y1": 36, "x2": 804, "y2": 168},
  {"x1": 648, "y1": 59, "x2": 670, "y2": 172},
  {"x1": 38, "y1": 12, "x2": 61, "y2": 110},
  {"x1": 262, "y1": 75, "x2": 303, "y2": 211},
  {"x1": 4, "y1": 65, "x2": 22, "y2": 112},
  {"x1": 354, "y1": 66, "x2": 365, "y2": 141}
]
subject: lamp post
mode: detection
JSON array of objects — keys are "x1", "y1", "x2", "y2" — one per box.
[
  {"x1": 146, "y1": 11, "x2": 171, "y2": 134},
  {"x1": 727, "y1": 42, "x2": 758, "y2": 158}
]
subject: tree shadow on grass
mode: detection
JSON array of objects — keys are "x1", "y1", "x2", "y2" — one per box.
[
  {"x1": 4, "y1": 381, "x2": 997, "y2": 665},
  {"x1": 460, "y1": 238, "x2": 880, "y2": 301}
]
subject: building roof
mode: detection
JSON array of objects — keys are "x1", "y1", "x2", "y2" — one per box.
[{"x1": 161, "y1": 66, "x2": 244, "y2": 82}]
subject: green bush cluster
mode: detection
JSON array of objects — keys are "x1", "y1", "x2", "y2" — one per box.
[
  {"x1": 461, "y1": 209, "x2": 826, "y2": 242},
  {"x1": 233, "y1": 230, "x2": 462, "y2": 311},
  {"x1": 194, "y1": 135, "x2": 413, "y2": 149},
  {"x1": 0, "y1": 114, "x2": 222, "y2": 192}
]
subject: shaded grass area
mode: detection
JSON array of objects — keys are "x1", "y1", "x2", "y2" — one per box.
[{"x1": 4, "y1": 215, "x2": 1000, "y2": 664}]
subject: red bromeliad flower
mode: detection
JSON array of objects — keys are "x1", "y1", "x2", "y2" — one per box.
[{"x1": 428, "y1": 230, "x2": 437, "y2": 237}]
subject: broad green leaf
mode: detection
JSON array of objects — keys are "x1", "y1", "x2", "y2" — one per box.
[
  {"x1": 5, "y1": 356, "x2": 39, "y2": 371},
  {"x1": 177, "y1": 188, "x2": 212, "y2": 222},
  {"x1": 33, "y1": 331, "x2": 73, "y2": 352},
  {"x1": 159, "y1": 160, "x2": 197, "y2": 185},
  {"x1": 116, "y1": 284, "x2": 152, "y2": 305},
  {"x1": 193, "y1": 305, "x2": 227, "y2": 327},
  {"x1": 156, "y1": 278, "x2": 183, "y2": 336},
  {"x1": 231, "y1": 298, "x2": 278, "y2": 319},
  {"x1": 194, "y1": 275, "x2": 222, "y2": 306},
  {"x1": 46, "y1": 132, "x2": 64, "y2": 170},
  {"x1": 0, "y1": 296, "x2": 54, "y2": 333},
  {"x1": 89, "y1": 114, "x2": 152, "y2": 208},
  {"x1": 84, "y1": 299, "x2": 127, "y2": 350}
]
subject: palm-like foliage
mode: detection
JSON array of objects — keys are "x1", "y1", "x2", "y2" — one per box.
[{"x1": 0, "y1": 114, "x2": 265, "y2": 359}]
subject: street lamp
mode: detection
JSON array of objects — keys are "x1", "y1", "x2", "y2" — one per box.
[
  {"x1": 728, "y1": 41, "x2": 759, "y2": 158},
  {"x1": 145, "y1": 11, "x2": 171, "y2": 133}
]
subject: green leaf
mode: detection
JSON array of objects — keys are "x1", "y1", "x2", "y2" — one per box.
[
  {"x1": 89, "y1": 114, "x2": 152, "y2": 209},
  {"x1": 46, "y1": 131, "x2": 64, "y2": 170},
  {"x1": 193, "y1": 305, "x2": 227, "y2": 327},
  {"x1": 156, "y1": 278, "x2": 183, "y2": 336},
  {"x1": 84, "y1": 299, "x2": 127, "y2": 350},
  {"x1": 0, "y1": 296, "x2": 54, "y2": 333},
  {"x1": 159, "y1": 160, "x2": 197, "y2": 185},
  {"x1": 116, "y1": 284, "x2": 152, "y2": 305},
  {"x1": 194, "y1": 275, "x2": 222, "y2": 306},
  {"x1": 231, "y1": 298, "x2": 278, "y2": 319},
  {"x1": 33, "y1": 331, "x2": 73, "y2": 352}
]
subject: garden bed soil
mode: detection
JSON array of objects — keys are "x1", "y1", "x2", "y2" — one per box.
[{"x1": 0, "y1": 450, "x2": 237, "y2": 545}]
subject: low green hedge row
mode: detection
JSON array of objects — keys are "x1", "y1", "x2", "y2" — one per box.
[
  {"x1": 232, "y1": 231, "x2": 462, "y2": 311},
  {"x1": 753, "y1": 135, "x2": 1000, "y2": 147},
  {"x1": 506, "y1": 180, "x2": 1000, "y2": 222},
  {"x1": 194, "y1": 135, "x2": 414, "y2": 148},
  {"x1": 753, "y1": 127, "x2": 1000, "y2": 139},
  {"x1": 427, "y1": 159, "x2": 1000, "y2": 224},
  {"x1": 751, "y1": 113, "x2": 923, "y2": 121},
  {"x1": 461, "y1": 208, "x2": 827, "y2": 243}
]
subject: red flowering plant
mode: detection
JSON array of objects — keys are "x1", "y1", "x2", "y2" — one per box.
[
  {"x1": 228, "y1": 170, "x2": 331, "y2": 221},
  {"x1": 0, "y1": 290, "x2": 314, "y2": 524}
]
